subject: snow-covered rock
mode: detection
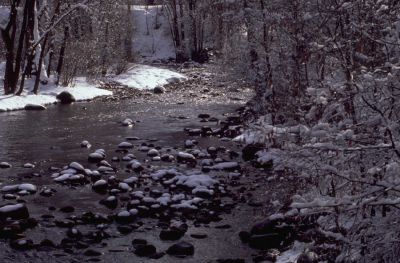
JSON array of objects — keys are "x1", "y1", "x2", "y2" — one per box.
[
  {"x1": 118, "y1": 142, "x2": 133, "y2": 149},
  {"x1": 0, "y1": 203, "x2": 29, "y2": 220}
]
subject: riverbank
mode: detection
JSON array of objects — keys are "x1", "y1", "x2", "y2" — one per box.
[{"x1": 0, "y1": 63, "x2": 186, "y2": 112}]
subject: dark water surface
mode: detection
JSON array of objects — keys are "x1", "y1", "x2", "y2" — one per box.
[{"x1": 0, "y1": 97, "x2": 259, "y2": 262}]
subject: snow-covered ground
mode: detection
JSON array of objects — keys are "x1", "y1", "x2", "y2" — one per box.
[
  {"x1": 111, "y1": 64, "x2": 186, "y2": 89},
  {"x1": 0, "y1": 4, "x2": 185, "y2": 112},
  {"x1": 0, "y1": 62, "x2": 186, "y2": 112},
  {"x1": 0, "y1": 77, "x2": 112, "y2": 112},
  {"x1": 132, "y1": 5, "x2": 175, "y2": 62}
]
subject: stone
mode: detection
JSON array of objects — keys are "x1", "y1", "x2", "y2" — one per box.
[
  {"x1": 147, "y1": 149, "x2": 159, "y2": 157},
  {"x1": 249, "y1": 233, "x2": 287, "y2": 250},
  {"x1": 24, "y1": 104, "x2": 46, "y2": 111},
  {"x1": 80, "y1": 140, "x2": 91, "y2": 148},
  {"x1": 118, "y1": 142, "x2": 133, "y2": 149},
  {"x1": 10, "y1": 238, "x2": 34, "y2": 250},
  {"x1": 23, "y1": 163, "x2": 35, "y2": 168},
  {"x1": 60, "y1": 206, "x2": 75, "y2": 213},
  {"x1": 88, "y1": 153, "x2": 105, "y2": 163},
  {"x1": 190, "y1": 233, "x2": 207, "y2": 239},
  {"x1": 134, "y1": 244, "x2": 157, "y2": 257},
  {"x1": 159, "y1": 227, "x2": 185, "y2": 241},
  {"x1": 166, "y1": 241, "x2": 194, "y2": 257},
  {"x1": 0, "y1": 162, "x2": 11, "y2": 169},
  {"x1": 100, "y1": 196, "x2": 118, "y2": 209},
  {"x1": 69, "y1": 162, "x2": 85, "y2": 172},
  {"x1": 153, "y1": 86, "x2": 166, "y2": 94},
  {"x1": 0, "y1": 203, "x2": 29, "y2": 220},
  {"x1": 84, "y1": 249, "x2": 102, "y2": 257},
  {"x1": 198, "y1": 113, "x2": 210, "y2": 119},
  {"x1": 116, "y1": 210, "x2": 136, "y2": 224},
  {"x1": 56, "y1": 91, "x2": 76, "y2": 104},
  {"x1": 92, "y1": 180, "x2": 108, "y2": 193},
  {"x1": 117, "y1": 225, "x2": 133, "y2": 234},
  {"x1": 242, "y1": 144, "x2": 265, "y2": 161}
]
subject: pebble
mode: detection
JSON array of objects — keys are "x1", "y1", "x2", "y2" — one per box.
[
  {"x1": 166, "y1": 241, "x2": 195, "y2": 257},
  {"x1": 0, "y1": 162, "x2": 12, "y2": 169}
]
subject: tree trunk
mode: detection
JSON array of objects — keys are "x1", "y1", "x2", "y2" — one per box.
[
  {"x1": 33, "y1": 35, "x2": 48, "y2": 94},
  {"x1": 56, "y1": 26, "x2": 69, "y2": 85}
]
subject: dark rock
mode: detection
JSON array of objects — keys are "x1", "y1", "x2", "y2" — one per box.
[
  {"x1": 166, "y1": 241, "x2": 194, "y2": 257},
  {"x1": 80, "y1": 140, "x2": 91, "y2": 148},
  {"x1": 198, "y1": 113, "x2": 210, "y2": 119},
  {"x1": 84, "y1": 249, "x2": 102, "y2": 257},
  {"x1": 88, "y1": 153, "x2": 105, "y2": 163},
  {"x1": 154, "y1": 86, "x2": 166, "y2": 94},
  {"x1": 55, "y1": 219, "x2": 75, "y2": 228},
  {"x1": 115, "y1": 210, "x2": 136, "y2": 224},
  {"x1": 159, "y1": 226, "x2": 186, "y2": 241},
  {"x1": 100, "y1": 196, "x2": 118, "y2": 209},
  {"x1": 239, "y1": 231, "x2": 251, "y2": 243},
  {"x1": 187, "y1": 129, "x2": 202, "y2": 136},
  {"x1": 60, "y1": 206, "x2": 75, "y2": 213},
  {"x1": 24, "y1": 104, "x2": 46, "y2": 111},
  {"x1": 56, "y1": 91, "x2": 76, "y2": 104},
  {"x1": 118, "y1": 142, "x2": 133, "y2": 149},
  {"x1": 226, "y1": 115, "x2": 241, "y2": 125},
  {"x1": 19, "y1": 217, "x2": 38, "y2": 229},
  {"x1": 150, "y1": 252, "x2": 165, "y2": 259},
  {"x1": 0, "y1": 203, "x2": 29, "y2": 220},
  {"x1": 92, "y1": 180, "x2": 108, "y2": 194},
  {"x1": 190, "y1": 233, "x2": 207, "y2": 239},
  {"x1": 201, "y1": 126, "x2": 213, "y2": 136},
  {"x1": 10, "y1": 238, "x2": 34, "y2": 250},
  {"x1": 117, "y1": 225, "x2": 133, "y2": 234},
  {"x1": 249, "y1": 233, "x2": 287, "y2": 250},
  {"x1": 0, "y1": 162, "x2": 12, "y2": 169},
  {"x1": 242, "y1": 144, "x2": 265, "y2": 161},
  {"x1": 134, "y1": 244, "x2": 157, "y2": 257}
]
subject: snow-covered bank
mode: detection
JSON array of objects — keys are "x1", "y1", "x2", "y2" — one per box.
[
  {"x1": 132, "y1": 5, "x2": 175, "y2": 62},
  {"x1": 0, "y1": 63, "x2": 186, "y2": 112},
  {"x1": 0, "y1": 78, "x2": 112, "y2": 112},
  {"x1": 111, "y1": 64, "x2": 186, "y2": 90}
]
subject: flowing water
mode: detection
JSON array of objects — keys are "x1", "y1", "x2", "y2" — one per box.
[{"x1": 0, "y1": 89, "x2": 261, "y2": 262}]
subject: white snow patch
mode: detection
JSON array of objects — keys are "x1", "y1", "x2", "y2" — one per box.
[
  {"x1": 276, "y1": 241, "x2": 308, "y2": 263},
  {"x1": 0, "y1": 6, "x2": 10, "y2": 30},
  {"x1": 110, "y1": 64, "x2": 186, "y2": 90},
  {"x1": 132, "y1": 5, "x2": 175, "y2": 62},
  {"x1": 0, "y1": 71, "x2": 112, "y2": 112}
]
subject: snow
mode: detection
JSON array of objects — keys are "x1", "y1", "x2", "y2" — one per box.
[
  {"x1": 110, "y1": 64, "x2": 186, "y2": 90},
  {"x1": 1, "y1": 183, "x2": 37, "y2": 193},
  {"x1": 166, "y1": 173, "x2": 218, "y2": 189},
  {"x1": 171, "y1": 197, "x2": 203, "y2": 210},
  {"x1": 1, "y1": 64, "x2": 185, "y2": 114},
  {"x1": 0, "y1": 203, "x2": 25, "y2": 213},
  {"x1": 0, "y1": 6, "x2": 10, "y2": 30},
  {"x1": 276, "y1": 241, "x2": 308, "y2": 263},
  {"x1": 132, "y1": 5, "x2": 175, "y2": 62},
  {"x1": 210, "y1": 162, "x2": 240, "y2": 170},
  {"x1": 0, "y1": 71, "x2": 112, "y2": 112}
]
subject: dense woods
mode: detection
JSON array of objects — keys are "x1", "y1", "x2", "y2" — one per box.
[{"x1": 0, "y1": 0, "x2": 132, "y2": 94}]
